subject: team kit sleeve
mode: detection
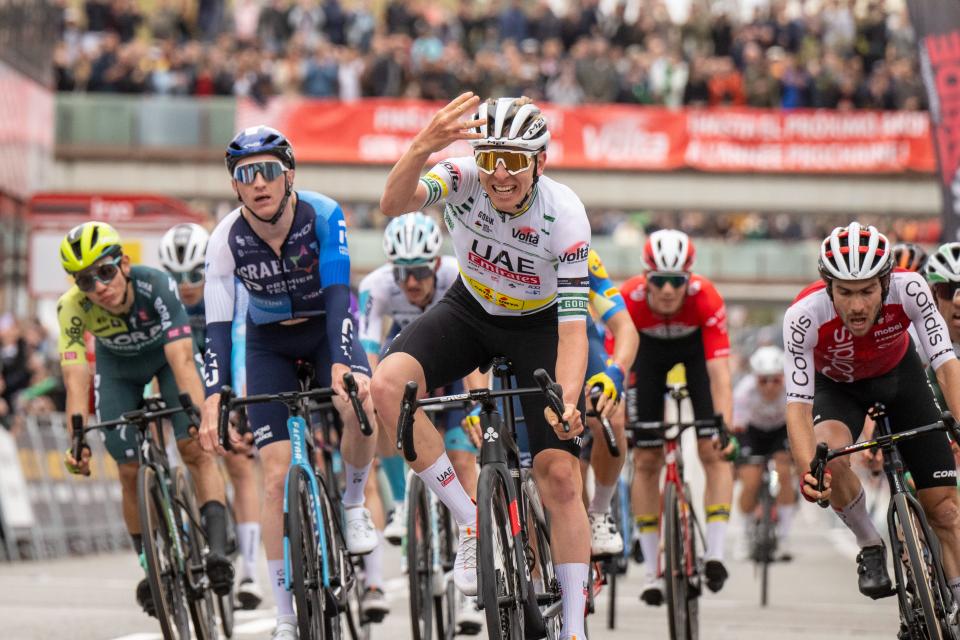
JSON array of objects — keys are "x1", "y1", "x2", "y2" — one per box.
[
  {"x1": 782, "y1": 302, "x2": 817, "y2": 404},
  {"x1": 419, "y1": 157, "x2": 475, "y2": 208},
  {"x1": 552, "y1": 203, "x2": 592, "y2": 323},
  {"x1": 900, "y1": 271, "x2": 957, "y2": 370},
  {"x1": 357, "y1": 272, "x2": 385, "y2": 356},
  {"x1": 587, "y1": 250, "x2": 626, "y2": 323},
  {"x1": 203, "y1": 223, "x2": 238, "y2": 395},
  {"x1": 56, "y1": 291, "x2": 87, "y2": 367},
  {"x1": 154, "y1": 270, "x2": 195, "y2": 346},
  {"x1": 315, "y1": 201, "x2": 354, "y2": 367},
  {"x1": 697, "y1": 279, "x2": 731, "y2": 359}
]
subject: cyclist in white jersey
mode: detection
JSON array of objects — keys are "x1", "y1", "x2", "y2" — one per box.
[
  {"x1": 372, "y1": 93, "x2": 593, "y2": 640},
  {"x1": 732, "y1": 346, "x2": 796, "y2": 560},
  {"x1": 784, "y1": 223, "x2": 960, "y2": 603}
]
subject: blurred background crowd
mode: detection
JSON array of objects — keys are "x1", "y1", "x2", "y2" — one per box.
[
  {"x1": 53, "y1": 0, "x2": 923, "y2": 110},
  {"x1": 0, "y1": 315, "x2": 64, "y2": 429}
]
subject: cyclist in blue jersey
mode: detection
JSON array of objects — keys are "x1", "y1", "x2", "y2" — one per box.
[
  {"x1": 159, "y1": 223, "x2": 264, "y2": 609},
  {"x1": 197, "y1": 126, "x2": 379, "y2": 640}
]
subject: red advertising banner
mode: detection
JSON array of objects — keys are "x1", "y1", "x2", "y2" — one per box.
[{"x1": 237, "y1": 98, "x2": 936, "y2": 174}]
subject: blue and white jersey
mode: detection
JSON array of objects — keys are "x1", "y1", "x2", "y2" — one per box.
[
  {"x1": 231, "y1": 282, "x2": 249, "y2": 395},
  {"x1": 357, "y1": 256, "x2": 458, "y2": 356},
  {"x1": 203, "y1": 191, "x2": 354, "y2": 394}
]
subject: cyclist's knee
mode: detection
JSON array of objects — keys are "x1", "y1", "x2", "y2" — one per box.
[
  {"x1": 535, "y1": 454, "x2": 582, "y2": 506},
  {"x1": 924, "y1": 492, "x2": 960, "y2": 533},
  {"x1": 632, "y1": 448, "x2": 663, "y2": 479},
  {"x1": 177, "y1": 437, "x2": 213, "y2": 469}
]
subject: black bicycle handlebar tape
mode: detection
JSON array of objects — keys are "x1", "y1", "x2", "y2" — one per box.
[
  {"x1": 343, "y1": 372, "x2": 373, "y2": 436},
  {"x1": 533, "y1": 368, "x2": 570, "y2": 433},
  {"x1": 178, "y1": 393, "x2": 201, "y2": 426},
  {"x1": 714, "y1": 414, "x2": 730, "y2": 449},
  {"x1": 70, "y1": 414, "x2": 87, "y2": 473},
  {"x1": 810, "y1": 441, "x2": 830, "y2": 509},
  {"x1": 589, "y1": 385, "x2": 621, "y2": 458},
  {"x1": 218, "y1": 385, "x2": 234, "y2": 452},
  {"x1": 399, "y1": 381, "x2": 419, "y2": 462}
]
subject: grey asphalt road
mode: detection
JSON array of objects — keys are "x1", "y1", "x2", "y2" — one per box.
[{"x1": 0, "y1": 504, "x2": 899, "y2": 640}]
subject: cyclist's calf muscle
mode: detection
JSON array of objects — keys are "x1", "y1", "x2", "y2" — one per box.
[{"x1": 919, "y1": 488, "x2": 960, "y2": 580}]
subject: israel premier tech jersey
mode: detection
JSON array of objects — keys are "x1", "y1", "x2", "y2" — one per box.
[
  {"x1": 420, "y1": 156, "x2": 591, "y2": 323},
  {"x1": 203, "y1": 191, "x2": 354, "y2": 394}
]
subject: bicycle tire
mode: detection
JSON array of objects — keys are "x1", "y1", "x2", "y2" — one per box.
[
  {"x1": 317, "y1": 474, "x2": 348, "y2": 640},
  {"x1": 407, "y1": 475, "x2": 434, "y2": 640},
  {"x1": 172, "y1": 468, "x2": 219, "y2": 640},
  {"x1": 606, "y1": 482, "x2": 626, "y2": 630},
  {"x1": 138, "y1": 464, "x2": 191, "y2": 640},
  {"x1": 288, "y1": 466, "x2": 327, "y2": 640},
  {"x1": 684, "y1": 486, "x2": 700, "y2": 640},
  {"x1": 477, "y1": 467, "x2": 524, "y2": 640},
  {"x1": 893, "y1": 493, "x2": 947, "y2": 640},
  {"x1": 524, "y1": 476, "x2": 561, "y2": 640},
  {"x1": 436, "y1": 500, "x2": 458, "y2": 640},
  {"x1": 758, "y1": 485, "x2": 775, "y2": 608},
  {"x1": 664, "y1": 482, "x2": 693, "y2": 640}
]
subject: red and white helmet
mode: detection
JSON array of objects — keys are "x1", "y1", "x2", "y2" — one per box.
[
  {"x1": 643, "y1": 230, "x2": 695, "y2": 272},
  {"x1": 818, "y1": 222, "x2": 892, "y2": 281}
]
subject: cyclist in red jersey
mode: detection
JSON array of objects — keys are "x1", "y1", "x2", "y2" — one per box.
[
  {"x1": 620, "y1": 229, "x2": 736, "y2": 605},
  {"x1": 785, "y1": 223, "x2": 960, "y2": 603}
]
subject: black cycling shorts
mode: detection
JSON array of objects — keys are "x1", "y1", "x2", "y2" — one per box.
[
  {"x1": 627, "y1": 330, "x2": 716, "y2": 449},
  {"x1": 385, "y1": 278, "x2": 583, "y2": 460},
  {"x1": 813, "y1": 344, "x2": 954, "y2": 491},
  {"x1": 738, "y1": 424, "x2": 790, "y2": 460}
]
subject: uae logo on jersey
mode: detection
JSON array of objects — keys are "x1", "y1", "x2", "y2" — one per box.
[{"x1": 512, "y1": 226, "x2": 540, "y2": 246}]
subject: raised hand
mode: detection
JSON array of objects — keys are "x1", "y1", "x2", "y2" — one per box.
[{"x1": 412, "y1": 92, "x2": 486, "y2": 155}]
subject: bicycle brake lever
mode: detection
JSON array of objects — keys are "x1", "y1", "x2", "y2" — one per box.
[
  {"x1": 810, "y1": 442, "x2": 830, "y2": 509},
  {"x1": 218, "y1": 385, "x2": 234, "y2": 453},
  {"x1": 70, "y1": 414, "x2": 89, "y2": 476},
  {"x1": 343, "y1": 372, "x2": 372, "y2": 436},
  {"x1": 533, "y1": 368, "x2": 569, "y2": 433},
  {"x1": 399, "y1": 381, "x2": 419, "y2": 462},
  {"x1": 178, "y1": 393, "x2": 201, "y2": 426},
  {"x1": 589, "y1": 385, "x2": 620, "y2": 457}
]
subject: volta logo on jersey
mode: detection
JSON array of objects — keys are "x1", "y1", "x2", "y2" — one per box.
[{"x1": 512, "y1": 226, "x2": 540, "y2": 246}]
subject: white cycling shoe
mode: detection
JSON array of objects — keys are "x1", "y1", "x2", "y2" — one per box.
[
  {"x1": 588, "y1": 512, "x2": 624, "y2": 557},
  {"x1": 384, "y1": 504, "x2": 406, "y2": 546},
  {"x1": 272, "y1": 620, "x2": 298, "y2": 640},
  {"x1": 344, "y1": 506, "x2": 378, "y2": 556},
  {"x1": 454, "y1": 524, "x2": 478, "y2": 596},
  {"x1": 456, "y1": 593, "x2": 483, "y2": 635}
]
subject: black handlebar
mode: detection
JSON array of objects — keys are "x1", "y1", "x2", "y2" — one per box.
[
  {"x1": 398, "y1": 381, "x2": 419, "y2": 462},
  {"x1": 588, "y1": 386, "x2": 621, "y2": 458},
  {"x1": 810, "y1": 441, "x2": 830, "y2": 509},
  {"x1": 343, "y1": 372, "x2": 372, "y2": 436},
  {"x1": 70, "y1": 414, "x2": 88, "y2": 475},
  {"x1": 218, "y1": 385, "x2": 235, "y2": 452},
  {"x1": 533, "y1": 368, "x2": 570, "y2": 433}
]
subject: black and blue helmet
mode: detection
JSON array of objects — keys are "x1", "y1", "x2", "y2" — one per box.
[{"x1": 225, "y1": 125, "x2": 296, "y2": 174}]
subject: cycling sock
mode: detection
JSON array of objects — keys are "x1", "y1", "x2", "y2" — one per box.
[
  {"x1": 705, "y1": 503, "x2": 731, "y2": 561},
  {"x1": 834, "y1": 489, "x2": 883, "y2": 548},
  {"x1": 588, "y1": 482, "x2": 616, "y2": 514},
  {"x1": 363, "y1": 531, "x2": 385, "y2": 589},
  {"x1": 200, "y1": 501, "x2": 228, "y2": 556},
  {"x1": 268, "y1": 559, "x2": 295, "y2": 618},
  {"x1": 236, "y1": 521, "x2": 261, "y2": 580},
  {"x1": 555, "y1": 563, "x2": 588, "y2": 639},
  {"x1": 949, "y1": 576, "x2": 960, "y2": 606},
  {"x1": 776, "y1": 503, "x2": 796, "y2": 540},
  {"x1": 343, "y1": 461, "x2": 372, "y2": 508},
  {"x1": 418, "y1": 453, "x2": 477, "y2": 527},
  {"x1": 130, "y1": 533, "x2": 143, "y2": 555},
  {"x1": 636, "y1": 514, "x2": 659, "y2": 577},
  {"x1": 381, "y1": 455, "x2": 407, "y2": 503}
]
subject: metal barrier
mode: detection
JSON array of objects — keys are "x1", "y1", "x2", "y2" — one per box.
[{"x1": 1, "y1": 414, "x2": 129, "y2": 561}]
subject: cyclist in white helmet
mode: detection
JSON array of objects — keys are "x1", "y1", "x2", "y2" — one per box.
[
  {"x1": 925, "y1": 243, "x2": 960, "y2": 410},
  {"x1": 158, "y1": 223, "x2": 264, "y2": 609},
  {"x1": 785, "y1": 222, "x2": 960, "y2": 602},
  {"x1": 732, "y1": 345, "x2": 796, "y2": 561}
]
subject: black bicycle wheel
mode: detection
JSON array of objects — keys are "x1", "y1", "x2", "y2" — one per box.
[
  {"x1": 893, "y1": 493, "x2": 948, "y2": 640},
  {"x1": 288, "y1": 466, "x2": 327, "y2": 640},
  {"x1": 138, "y1": 465, "x2": 191, "y2": 639},
  {"x1": 606, "y1": 483, "x2": 625, "y2": 630},
  {"x1": 407, "y1": 475, "x2": 434, "y2": 640},
  {"x1": 524, "y1": 477, "x2": 561, "y2": 640},
  {"x1": 436, "y1": 501, "x2": 459, "y2": 640},
  {"x1": 664, "y1": 483, "x2": 690, "y2": 640},
  {"x1": 317, "y1": 474, "x2": 347, "y2": 640},
  {"x1": 685, "y1": 486, "x2": 700, "y2": 640},
  {"x1": 219, "y1": 495, "x2": 237, "y2": 637},
  {"x1": 478, "y1": 468, "x2": 524, "y2": 640},
  {"x1": 758, "y1": 486, "x2": 776, "y2": 608},
  {"x1": 172, "y1": 468, "x2": 218, "y2": 640}
]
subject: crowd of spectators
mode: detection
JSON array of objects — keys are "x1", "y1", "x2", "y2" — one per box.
[
  {"x1": 54, "y1": 0, "x2": 925, "y2": 111},
  {"x1": 0, "y1": 314, "x2": 65, "y2": 429}
]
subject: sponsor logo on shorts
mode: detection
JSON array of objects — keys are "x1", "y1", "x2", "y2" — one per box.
[{"x1": 933, "y1": 469, "x2": 957, "y2": 479}]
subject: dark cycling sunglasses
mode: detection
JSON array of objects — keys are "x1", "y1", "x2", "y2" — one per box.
[
  {"x1": 393, "y1": 264, "x2": 435, "y2": 283},
  {"x1": 934, "y1": 282, "x2": 960, "y2": 301},
  {"x1": 648, "y1": 272, "x2": 690, "y2": 289},
  {"x1": 169, "y1": 266, "x2": 205, "y2": 285},
  {"x1": 75, "y1": 256, "x2": 122, "y2": 292},
  {"x1": 232, "y1": 160, "x2": 288, "y2": 185}
]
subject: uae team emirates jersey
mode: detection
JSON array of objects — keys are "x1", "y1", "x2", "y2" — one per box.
[{"x1": 783, "y1": 270, "x2": 956, "y2": 403}]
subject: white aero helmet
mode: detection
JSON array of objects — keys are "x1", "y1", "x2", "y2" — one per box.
[
  {"x1": 925, "y1": 242, "x2": 960, "y2": 284},
  {"x1": 643, "y1": 229, "x2": 695, "y2": 272},
  {"x1": 749, "y1": 346, "x2": 785, "y2": 376},
  {"x1": 159, "y1": 223, "x2": 209, "y2": 273},
  {"x1": 818, "y1": 222, "x2": 892, "y2": 281},
  {"x1": 383, "y1": 212, "x2": 442, "y2": 265},
  {"x1": 471, "y1": 97, "x2": 550, "y2": 152}
]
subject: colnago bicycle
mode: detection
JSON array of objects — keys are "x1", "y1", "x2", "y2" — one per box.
[
  {"x1": 218, "y1": 368, "x2": 371, "y2": 640},
  {"x1": 811, "y1": 404, "x2": 960, "y2": 640},
  {"x1": 71, "y1": 394, "x2": 221, "y2": 640},
  {"x1": 625, "y1": 383, "x2": 727, "y2": 640},
  {"x1": 398, "y1": 359, "x2": 594, "y2": 640},
  {"x1": 740, "y1": 453, "x2": 781, "y2": 607}
]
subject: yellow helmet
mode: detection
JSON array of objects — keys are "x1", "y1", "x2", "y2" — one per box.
[{"x1": 60, "y1": 221, "x2": 122, "y2": 273}]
